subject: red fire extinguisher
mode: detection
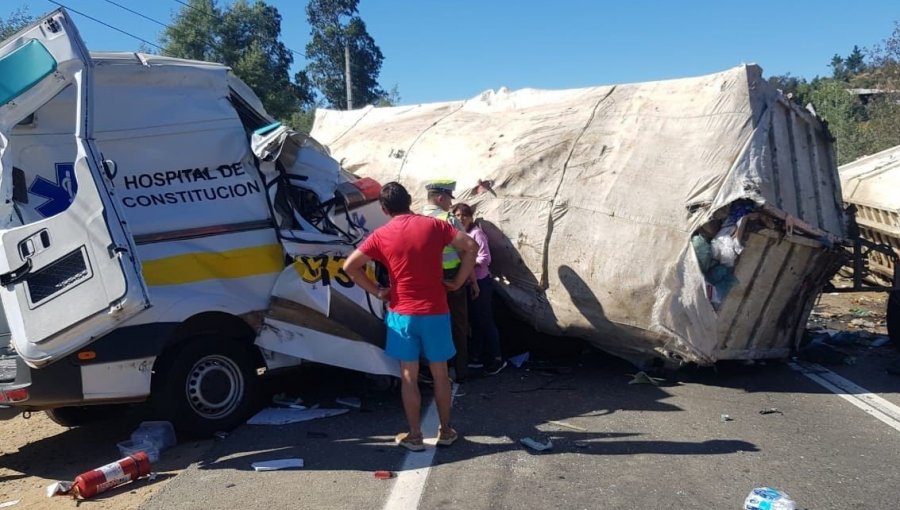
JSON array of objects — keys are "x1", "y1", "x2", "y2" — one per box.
[{"x1": 73, "y1": 452, "x2": 152, "y2": 499}]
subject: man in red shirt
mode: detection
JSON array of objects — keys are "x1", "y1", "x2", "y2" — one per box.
[{"x1": 344, "y1": 182, "x2": 478, "y2": 451}]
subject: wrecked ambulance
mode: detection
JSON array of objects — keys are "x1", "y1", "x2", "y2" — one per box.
[
  {"x1": 0, "y1": 10, "x2": 397, "y2": 434},
  {"x1": 311, "y1": 65, "x2": 848, "y2": 366}
]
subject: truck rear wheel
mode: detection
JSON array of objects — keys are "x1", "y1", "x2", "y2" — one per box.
[{"x1": 152, "y1": 336, "x2": 261, "y2": 437}]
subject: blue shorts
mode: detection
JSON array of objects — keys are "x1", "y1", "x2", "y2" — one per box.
[{"x1": 385, "y1": 311, "x2": 456, "y2": 363}]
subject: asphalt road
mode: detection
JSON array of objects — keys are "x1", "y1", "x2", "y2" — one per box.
[{"x1": 137, "y1": 343, "x2": 900, "y2": 510}]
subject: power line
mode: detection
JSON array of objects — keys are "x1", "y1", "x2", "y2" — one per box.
[
  {"x1": 46, "y1": 0, "x2": 164, "y2": 51},
  {"x1": 101, "y1": 0, "x2": 168, "y2": 28}
]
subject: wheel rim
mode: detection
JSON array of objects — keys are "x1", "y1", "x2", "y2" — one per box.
[{"x1": 185, "y1": 354, "x2": 244, "y2": 420}]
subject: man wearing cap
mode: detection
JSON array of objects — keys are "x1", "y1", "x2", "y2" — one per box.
[{"x1": 423, "y1": 179, "x2": 477, "y2": 382}]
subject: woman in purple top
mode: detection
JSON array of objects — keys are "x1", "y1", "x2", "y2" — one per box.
[{"x1": 452, "y1": 203, "x2": 506, "y2": 375}]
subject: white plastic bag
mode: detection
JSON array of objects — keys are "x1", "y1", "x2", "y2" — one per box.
[
  {"x1": 710, "y1": 225, "x2": 743, "y2": 267},
  {"x1": 743, "y1": 487, "x2": 795, "y2": 510}
]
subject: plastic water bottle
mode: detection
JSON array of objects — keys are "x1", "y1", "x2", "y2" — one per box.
[{"x1": 743, "y1": 487, "x2": 796, "y2": 510}]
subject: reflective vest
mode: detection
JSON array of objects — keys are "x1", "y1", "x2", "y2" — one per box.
[{"x1": 431, "y1": 210, "x2": 461, "y2": 271}]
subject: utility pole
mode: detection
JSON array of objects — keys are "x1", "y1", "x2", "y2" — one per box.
[{"x1": 344, "y1": 42, "x2": 353, "y2": 110}]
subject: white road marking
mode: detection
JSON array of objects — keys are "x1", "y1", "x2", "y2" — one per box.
[
  {"x1": 790, "y1": 361, "x2": 900, "y2": 433},
  {"x1": 383, "y1": 383, "x2": 459, "y2": 510}
]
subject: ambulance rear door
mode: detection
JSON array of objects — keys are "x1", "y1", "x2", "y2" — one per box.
[{"x1": 0, "y1": 10, "x2": 150, "y2": 368}]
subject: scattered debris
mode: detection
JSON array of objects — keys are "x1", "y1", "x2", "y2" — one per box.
[
  {"x1": 628, "y1": 371, "x2": 662, "y2": 386},
  {"x1": 720, "y1": 414, "x2": 733, "y2": 422},
  {"x1": 118, "y1": 439, "x2": 159, "y2": 463},
  {"x1": 759, "y1": 408, "x2": 783, "y2": 415},
  {"x1": 0, "y1": 499, "x2": 19, "y2": 508},
  {"x1": 848, "y1": 308, "x2": 873, "y2": 317},
  {"x1": 247, "y1": 407, "x2": 349, "y2": 425},
  {"x1": 508, "y1": 352, "x2": 530, "y2": 368},
  {"x1": 336, "y1": 396, "x2": 362, "y2": 409},
  {"x1": 373, "y1": 470, "x2": 395, "y2": 480},
  {"x1": 46, "y1": 481, "x2": 74, "y2": 497},
  {"x1": 272, "y1": 393, "x2": 307, "y2": 409},
  {"x1": 849, "y1": 318, "x2": 877, "y2": 329},
  {"x1": 546, "y1": 420, "x2": 586, "y2": 432},
  {"x1": 131, "y1": 421, "x2": 177, "y2": 451},
  {"x1": 251, "y1": 458, "x2": 304, "y2": 471},
  {"x1": 519, "y1": 437, "x2": 553, "y2": 452},
  {"x1": 744, "y1": 487, "x2": 796, "y2": 510}
]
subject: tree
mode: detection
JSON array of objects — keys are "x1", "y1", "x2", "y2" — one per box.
[
  {"x1": 831, "y1": 46, "x2": 867, "y2": 82},
  {"x1": 375, "y1": 84, "x2": 401, "y2": 107},
  {"x1": 767, "y1": 74, "x2": 812, "y2": 106},
  {"x1": 161, "y1": 0, "x2": 313, "y2": 122},
  {"x1": 305, "y1": 0, "x2": 386, "y2": 109},
  {"x1": 809, "y1": 80, "x2": 872, "y2": 165},
  {"x1": 0, "y1": 6, "x2": 34, "y2": 40}
]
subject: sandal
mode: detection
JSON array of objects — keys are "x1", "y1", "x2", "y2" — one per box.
[
  {"x1": 395, "y1": 432, "x2": 425, "y2": 452},
  {"x1": 436, "y1": 427, "x2": 458, "y2": 447}
]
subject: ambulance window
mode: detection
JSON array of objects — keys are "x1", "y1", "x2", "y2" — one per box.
[{"x1": 0, "y1": 40, "x2": 57, "y2": 107}]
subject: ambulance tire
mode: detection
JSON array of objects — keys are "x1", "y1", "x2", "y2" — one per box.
[
  {"x1": 152, "y1": 336, "x2": 261, "y2": 437},
  {"x1": 888, "y1": 290, "x2": 899, "y2": 348},
  {"x1": 44, "y1": 404, "x2": 119, "y2": 427}
]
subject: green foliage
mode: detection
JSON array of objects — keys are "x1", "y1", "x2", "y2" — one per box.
[
  {"x1": 799, "y1": 32, "x2": 900, "y2": 164},
  {"x1": 767, "y1": 74, "x2": 812, "y2": 106},
  {"x1": 0, "y1": 6, "x2": 34, "y2": 40},
  {"x1": 161, "y1": 0, "x2": 313, "y2": 122},
  {"x1": 809, "y1": 80, "x2": 871, "y2": 165},
  {"x1": 864, "y1": 95, "x2": 900, "y2": 152},
  {"x1": 305, "y1": 0, "x2": 386, "y2": 109},
  {"x1": 287, "y1": 108, "x2": 317, "y2": 134},
  {"x1": 375, "y1": 84, "x2": 401, "y2": 106},
  {"x1": 831, "y1": 45, "x2": 867, "y2": 81}
]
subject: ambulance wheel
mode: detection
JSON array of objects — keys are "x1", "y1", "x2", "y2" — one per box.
[
  {"x1": 152, "y1": 336, "x2": 261, "y2": 437},
  {"x1": 888, "y1": 291, "x2": 899, "y2": 348},
  {"x1": 45, "y1": 404, "x2": 118, "y2": 427}
]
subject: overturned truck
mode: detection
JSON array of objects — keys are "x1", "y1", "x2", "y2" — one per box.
[{"x1": 312, "y1": 65, "x2": 848, "y2": 366}]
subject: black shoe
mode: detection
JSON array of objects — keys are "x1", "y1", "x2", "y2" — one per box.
[
  {"x1": 484, "y1": 360, "x2": 507, "y2": 376},
  {"x1": 418, "y1": 371, "x2": 434, "y2": 385}
]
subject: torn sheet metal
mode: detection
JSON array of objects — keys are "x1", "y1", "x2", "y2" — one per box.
[
  {"x1": 255, "y1": 318, "x2": 399, "y2": 377},
  {"x1": 839, "y1": 145, "x2": 900, "y2": 284},
  {"x1": 311, "y1": 65, "x2": 847, "y2": 365}
]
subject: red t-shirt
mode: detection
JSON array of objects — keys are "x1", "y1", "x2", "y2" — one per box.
[{"x1": 358, "y1": 213, "x2": 457, "y2": 315}]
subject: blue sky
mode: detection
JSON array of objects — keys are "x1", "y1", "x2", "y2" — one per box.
[{"x1": 3, "y1": 0, "x2": 899, "y2": 105}]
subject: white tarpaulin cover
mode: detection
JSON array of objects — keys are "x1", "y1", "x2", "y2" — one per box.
[
  {"x1": 312, "y1": 65, "x2": 847, "y2": 365},
  {"x1": 839, "y1": 145, "x2": 900, "y2": 283}
]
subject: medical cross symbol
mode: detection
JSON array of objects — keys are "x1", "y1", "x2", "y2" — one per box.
[{"x1": 29, "y1": 162, "x2": 77, "y2": 218}]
